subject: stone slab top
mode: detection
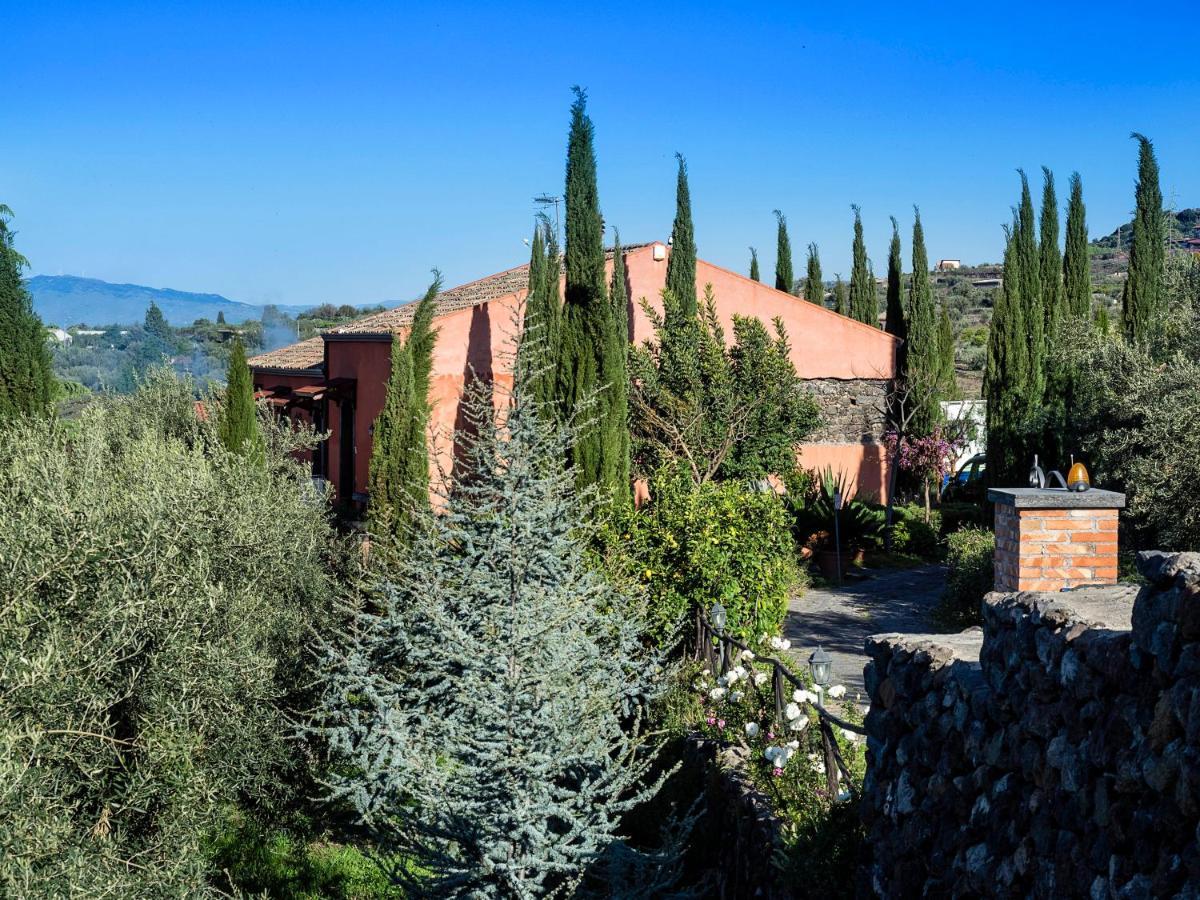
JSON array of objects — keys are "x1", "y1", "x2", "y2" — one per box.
[
  {"x1": 866, "y1": 628, "x2": 984, "y2": 665},
  {"x1": 985, "y1": 583, "x2": 1139, "y2": 631},
  {"x1": 987, "y1": 487, "x2": 1126, "y2": 509}
]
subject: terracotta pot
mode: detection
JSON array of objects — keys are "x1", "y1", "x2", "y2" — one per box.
[{"x1": 816, "y1": 549, "x2": 850, "y2": 580}]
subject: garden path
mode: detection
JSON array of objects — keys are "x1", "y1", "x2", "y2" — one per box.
[{"x1": 782, "y1": 564, "x2": 949, "y2": 701}]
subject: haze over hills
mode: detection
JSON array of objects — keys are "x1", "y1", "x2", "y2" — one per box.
[{"x1": 26, "y1": 275, "x2": 331, "y2": 327}]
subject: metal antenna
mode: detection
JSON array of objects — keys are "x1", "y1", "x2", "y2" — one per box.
[{"x1": 533, "y1": 194, "x2": 562, "y2": 245}]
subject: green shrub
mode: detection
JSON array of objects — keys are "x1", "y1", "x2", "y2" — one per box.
[
  {"x1": 938, "y1": 527, "x2": 995, "y2": 626},
  {"x1": 939, "y1": 500, "x2": 986, "y2": 537},
  {"x1": 617, "y1": 465, "x2": 799, "y2": 643},
  {"x1": 888, "y1": 504, "x2": 942, "y2": 559},
  {"x1": 0, "y1": 371, "x2": 338, "y2": 896}
]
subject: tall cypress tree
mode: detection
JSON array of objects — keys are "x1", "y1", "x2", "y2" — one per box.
[
  {"x1": 144, "y1": 301, "x2": 171, "y2": 341},
  {"x1": 884, "y1": 216, "x2": 907, "y2": 353},
  {"x1": 665, "y1": 154, "x2": 697, "y2": 317},
  {"x1": 556, "y1": 88, "x2": 628, "y2": 505},
  {"x1": 1063, "y1": 172, "x2": 1091, "y2": 319},
  {"x1": 848, "y1": 205, "x2": 876, "y2": 325},
  {"x1": 519, "y1": 221, "x2": 562, "y2": 417},
  {"x1": 906, "y1": 207, "x2": 940, "y2": 435},
  {"x1": 985, "y1": 222, "x2": 1030, "y2": 486},
  {"x1": 219, "y1": 338, "x2": 262, "y2": 462},
  {"x1": 1122, "y1": 132, "x2": 1164, "y2": 344},
  {"x1": 749, "y1": 247, "x2": 760, "y2": 282},
  {"x1": 1039, "y1": 167, "x2": 1064, "y2": 355},
  {"x1": 803, "y1": 242, "x2": 823, "y2": 305},
  {"x1": 936, "y1": 302, "x2": 955, "y2": 398},
  {"x1": 368, "y1": 273, "x2": 441, "y2": 540},
  {"x1": 1016, "y1": 171, "x2": 1045, "y2": 404},
  {"x1": 608, "y1": 230, "x2": 631, "y2": 501},
  {"x1": 833, "y1": 274, "x2": 848, "y2": 316},
  {"x1": 774, "y1": 210, "x2": 795, "y2": 294},
  {"x1": 0, "y1": 206, "x2": 54, "y2": 422}
]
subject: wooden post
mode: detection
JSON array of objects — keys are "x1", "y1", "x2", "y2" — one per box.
[
  {"x1": 772, "y1": 662, "x2": 786, "y2": 727},
  {"x1": 820, "y1": 718, "x2": 840, "y2": 795}
]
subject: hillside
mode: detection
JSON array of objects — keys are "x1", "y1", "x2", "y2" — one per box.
[{"x1": 26, "y1": 275, "x2": 314, "y2": 327}]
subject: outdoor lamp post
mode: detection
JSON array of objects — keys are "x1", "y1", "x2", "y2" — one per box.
[
  {"x1": 809, "y1": 646, "x2": 832, "y2": 705},
  {"x1": 710, "y1": 602, "x2": 728, "y2": 674}
]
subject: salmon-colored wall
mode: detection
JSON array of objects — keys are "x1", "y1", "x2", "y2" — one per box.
[{"x1": 324, "y1": 242, "x2": 898, "y2": 504}]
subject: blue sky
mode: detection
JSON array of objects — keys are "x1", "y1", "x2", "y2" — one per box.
[{"x1": 3, "y1": 1, "x2": 1197, "y2": 307}]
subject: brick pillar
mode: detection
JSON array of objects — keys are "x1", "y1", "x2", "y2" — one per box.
[{"x1": 988, "y1": 487, "x2": 1125, "y2": 593}]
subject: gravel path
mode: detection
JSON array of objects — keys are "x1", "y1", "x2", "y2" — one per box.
[{"x1": 782, "y1": 564, "x2": 949, "y2": 698}]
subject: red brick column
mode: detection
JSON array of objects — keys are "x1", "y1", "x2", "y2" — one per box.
[{"x1": 989, "y1": 488, "x2": 1124, "y2": 593}]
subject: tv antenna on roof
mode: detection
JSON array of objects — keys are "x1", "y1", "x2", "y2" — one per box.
[{"x1": 533, "y1": 194, "x2": 562, "y2": 245}]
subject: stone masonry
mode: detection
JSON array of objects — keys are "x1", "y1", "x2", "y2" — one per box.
[
  {"x1": 991, "y1": 487, "x2": 1124, "y2": 592},
  {"x1": 861, "y1": 551, "x2": 1200, "y2": 897},
  {"x1": 805, "y1": 378, "x2": 889, "y2": 444}
]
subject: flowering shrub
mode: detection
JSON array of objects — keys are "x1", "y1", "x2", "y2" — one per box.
[{"x1": 885, "y1": 426, "x2": 966, "y2": 523}]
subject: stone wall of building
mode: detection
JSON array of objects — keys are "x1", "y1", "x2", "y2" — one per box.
[
  {"x1": 861, "y1": 552, "x2": 1200, "y2": 897},
  {"x1": 804, "y1": 378, "x2": 889, "y2": 444}
]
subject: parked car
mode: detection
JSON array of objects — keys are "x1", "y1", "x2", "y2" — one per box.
[{"x1": 942, "y1": 453, "x2": 986, "y2": 502}]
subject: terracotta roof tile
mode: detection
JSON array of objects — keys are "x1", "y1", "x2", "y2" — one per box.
[
  {"x1": 327, "y1": 243, "x2": 650, "y2": 336},
  {"x1": 247, "y1": 336, "x2": 324, "y2": 371}
]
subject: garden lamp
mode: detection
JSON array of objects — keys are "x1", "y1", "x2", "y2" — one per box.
[
  {"x1": 710, "y1": 601, "x2": 727, "y2": 634},
  {"x1": 809, "y1": 646, "x2": 832, "y2": 690}
]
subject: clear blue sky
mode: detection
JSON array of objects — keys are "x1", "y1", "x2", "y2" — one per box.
[{"x1": 3, "y1": 1, "x2": 1197, "y2": 307}]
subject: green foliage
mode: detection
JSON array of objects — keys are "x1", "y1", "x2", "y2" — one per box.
[
  {"x1": 985, "y1": 222, "x2": 1030, "y2": 487},
  {"x1": 1016, "y1": 170, "x2": 1045, "y2": 404},
  {"x1": 848, "y1": 205, "x2": 876, "y2": 325},
  {"x1": 1061, "y1": 175, "x2": 1091, "y2": 315},
  {"x1": 367, "y1": 273, "x2": 440, "y2": 540},
  {"x1": 906, "y1": 208, "x2": 940, "y2": 435},
  {"x1": 617, "y1": 466, "x2": 798, "y2": 643},
  {"x1": 0, "y1": 370, "x2": 336, "y2": 896},
  {"x1": 318, "y1": 377, "x2": 673, "y2": 898},
  {"x1": 774, "y1": 209, "x2": 795, "y2": 294},
  {"x1": 629, "y1": 285, "x2": 820, "y2": 484},
  {"x1": 557, "y1": 87, "x2": 630, "y2": 507},
  {"x1": 144, "y1": 299, "x2": 172, "y2": 341},
  {"x1": 1040, "y1": 167, "x2": 1065, "y2": 354},
  {"x1": 887, "y1": 504, "x2": 941, "y2": 559},
  {"x1": 218, "y1": 337, "x2": 263, "y2": 461},
  {"x1": 938, "y1": 526, "x2": 995, "y2": 627},
  {"x1": 1122, "y1": 133, "x2": 1165, "y2": 345},
  {"x1": 0, "y1": 205, "x2": 54, "y2": 422},
  {"x1": 665, "y1": 154, "x2": 697, "y2": 317},
  {"x1": 210, "y1": 813, "x2": 401, "y2": 899},
  {"x1": 518, "y1": 220, "x2": 562, "y2": 419},
  {"x1": 789, "y1": 467, "x2": 884, "y2": 553},
  {"x1": 884, "y1": 217, "x2": 907, "y2": 349},
  {"x1": 833, "y1": 274, "x2": 848, "y2": 315},
  {"x1": 749, "y1": 246, "x2": 760, "y2": 282},
  {"x1": 936, "y1": 302, "x2": 956, "y2": 398},
  {"x1": 803, "y1": 241, "x2": 824, "y2": 305}
]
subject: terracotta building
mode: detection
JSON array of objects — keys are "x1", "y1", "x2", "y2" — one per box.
[{"x1": 249, "y1": 241, "x2": 900, "y2": 505}]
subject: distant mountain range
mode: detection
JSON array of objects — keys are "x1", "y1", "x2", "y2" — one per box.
[{"x1": 26, "y1": 275, "x2": 319, "y2": 327}]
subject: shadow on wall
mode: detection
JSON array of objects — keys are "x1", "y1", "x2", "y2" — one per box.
[{"x1": 451, "y1": 303, "x2": 495, "y2": 484}]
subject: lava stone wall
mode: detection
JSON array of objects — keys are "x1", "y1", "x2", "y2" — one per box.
[
  {"x1": 861, "y1": 552, "x2": 1200, "y2": 898},
  {"x1": 804, "y1": 378, "x2": 889, "y2": 444}
]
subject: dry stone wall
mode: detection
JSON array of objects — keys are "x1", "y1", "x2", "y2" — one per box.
[
  {"x1": 862, "y1": 551, "x2": 1200, "y2": 898},
  {"x1": 804, "y1": 378, "x2": 889, "y2": 444}
]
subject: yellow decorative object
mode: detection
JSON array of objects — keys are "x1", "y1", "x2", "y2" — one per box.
[{"x1": 1068, "y1": 460, "x2": 1091, "y2": 492}]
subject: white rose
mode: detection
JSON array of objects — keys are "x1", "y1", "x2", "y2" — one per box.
[
  {"x1": 753, "y1": 672, "x2": 769, "y2": 686},
  {"x1": 730, "y1": 691, "x2": 745, "y2": 703},
  {"x1": 745, "y1": 722, "x2": 760, "y2": 738},
  {"x1": 710, "y1": 687, "x2": 727, "y2": 700},
  {"x1": 785, "y1": 702, "x2": 801, "y2": 721},
  {"x1": 789, "y1": 717, "x2": 809, "y2": 732},
  {"x1": 786, "y1": 740, "x2": 800, "y2": 750},
  {"x1": 828, "y1": 685, "x2": 847, "y2": 699}
]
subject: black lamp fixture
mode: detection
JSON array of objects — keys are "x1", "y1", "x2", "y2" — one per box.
[
  {"x1": 710, "y1": 602, "x2": 727, "y2": 634},
  {"x1": 808, "y1": 646, "x2": 832, "y2": 691}
]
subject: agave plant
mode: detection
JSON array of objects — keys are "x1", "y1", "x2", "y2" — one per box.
[{"x1": 788, "y1": 466, "x2": 884, "y2": 552}]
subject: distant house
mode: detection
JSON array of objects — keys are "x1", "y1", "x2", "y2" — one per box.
[
  {"x1": 46, "y1": 327, "x2": 72, "y2": 344},
  {"x1": 936, "y1": 259, "x2": 962, "y2": 272},
  {"x1": 249, "y1": 241, "x2": 902, "y2": 506}
]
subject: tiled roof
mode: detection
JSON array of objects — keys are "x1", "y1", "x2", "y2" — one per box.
[
  {"x1": 247, "y1": 336, "x2": 324, "y2": 371},
  {"x1": 328, "y1": 243, "x2": 650, "y2": 336}
]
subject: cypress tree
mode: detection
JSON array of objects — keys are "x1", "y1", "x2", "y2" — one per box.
[
  {"x1": 749, "y1": 247, "x2": 760, "y2": 282},
  {"x1": 1122, "y1": 132, "x2": 1164, "y2": 344},
  {"x1": 849, "y1": 205, "x2": 876, "y2": 325},
  {"x1": 803, "y1": 242, "x2": 823, "y2": 305},
  {"x1": 664, "y1": 154, "x2": 697, "y2": 317},
  {"x1": 884, "y1": 216, "x2": 907, "y2": 354},
  {"x1": 774, "y1": 210, "x2": 795, "y2": 294},
  {"x1": 367, "y1": 273, "x2": 441, "y2": 540},
  {"x1": 144, "y1": 301, "x2": 171, "y2": 340},
  {"x1": 906, "y1": 208, "x2": 940, "y2": 434},
  {"x1": 833, "y1": 274, "x2": 848, "y2": 316},
  {"x1": 1016, "y1": 171, "x2": 1045, "y2": 404},
  {"x1": 937, "y1": 302, "x2": 956, "y2": 398},
  {"x1": 216, "y1": 310, "x2": 226, "y2": 325},
  {"x1": 519, "y1": 221, "x2": 562, "y2": 417},
  {"x1": 985, "y1": 222, "x2": 1030, "y2": 486},
  {"x1": 1063, "y1": 172, "x2": 1091, "y2": 319},
  {"x1": 218, "y1": 338, "x2": 262, "y2": 461},
  {"x1": 556, "y1": 88, "x2": 629, "y2": 505},
  {"x1": 1039, "y1": 167, "x2": 1064, "y2": 352},
  {"x1": 1095, "y1": 303, "x2": 1110, "y2": 335},
  {"x1": 0, "y1": 206, "x2": 54, "y2": 422},
  {"x1": 607, "y1": 230, "x2": 632, "y2": 501}
]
